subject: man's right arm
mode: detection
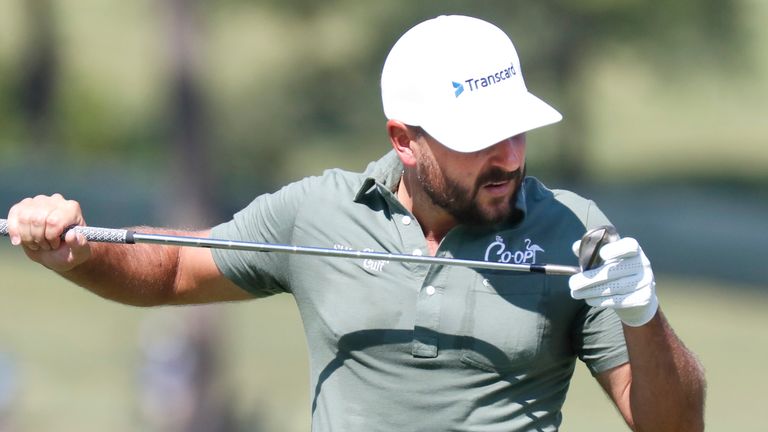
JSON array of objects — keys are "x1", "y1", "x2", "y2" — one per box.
[{"x1": 6, "y1": 194, "x2": 254, "y2": 306}]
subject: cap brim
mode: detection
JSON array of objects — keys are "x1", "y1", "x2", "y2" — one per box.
[{"x1": 421, "y1": 92, "x2": 562, "y2": 153}]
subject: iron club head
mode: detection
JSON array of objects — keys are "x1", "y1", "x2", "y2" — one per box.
[{"x1": 578, "y1": 225, "x2": 620, "y2": 271}]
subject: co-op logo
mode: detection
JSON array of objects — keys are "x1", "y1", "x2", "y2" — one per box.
[
  {"x1": 452, "y1": 62, "x2": 517, "y2": 97},
  {"x1": 484, "y1": 236, "x2": 544, "y2": 264}
]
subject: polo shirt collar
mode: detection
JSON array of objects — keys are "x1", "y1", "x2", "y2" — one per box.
[{"x1": 354, "y1": 150, "x2": 403, "y2": 202}]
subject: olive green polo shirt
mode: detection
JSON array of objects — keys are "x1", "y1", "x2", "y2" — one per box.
[{"x1": 211, "y1": 150, "x2": 628, "y2": 431}]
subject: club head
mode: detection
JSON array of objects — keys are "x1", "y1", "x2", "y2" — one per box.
[{"x1": 578, "y1": 225, "x2": 620, "y2": 271}]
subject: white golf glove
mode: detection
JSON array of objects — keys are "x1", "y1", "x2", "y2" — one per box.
[{"x1": 569, "y1": 237, "x2": 659, "y2": 327}]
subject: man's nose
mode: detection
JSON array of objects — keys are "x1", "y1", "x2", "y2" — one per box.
[{"x1": 487, "y1": 134, "x2": 526, "y2": 170}]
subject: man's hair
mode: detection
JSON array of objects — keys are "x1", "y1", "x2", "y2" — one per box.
[{"x1": 406, "y1": 124, "x2": 428, "y2": 139}]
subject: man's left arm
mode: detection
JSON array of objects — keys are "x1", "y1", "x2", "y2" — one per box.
[
  {"x1": 570, "y1": 238, "x2": 706, "y2": 431},
  {"x1": 595, "y1": 311, "x2": 706, "y2": 431}
]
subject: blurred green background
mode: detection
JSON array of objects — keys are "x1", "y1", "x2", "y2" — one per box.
[{"x1": 1, "y1": 0, "x2": 766, "y2": 431}]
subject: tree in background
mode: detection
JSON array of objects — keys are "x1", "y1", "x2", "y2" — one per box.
[
  {"x1": 18, "y1": 0, "x2": 58, "y2": 157},
  {"x1": 225, "y1": 0, "x2": 743, "y2": 183},
  {"x1": 1, "y1": 0, "x2": 746, "y2": 213},
  {"x1": 158, "y1": 2, "x2": 233, "y2": 431},
  {"x1": 510, "y1": 0, "x2": 744, "y2": 181},
  {"x1": 164, "y1": 0, "x2": 215, "y2": 227}
]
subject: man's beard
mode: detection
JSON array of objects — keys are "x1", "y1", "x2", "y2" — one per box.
[{"x1": 416, "y1": 156, "x2": 524, "y2": 226}]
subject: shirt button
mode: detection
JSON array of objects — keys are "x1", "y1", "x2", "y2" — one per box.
[
  {"x1": 401, "y1": 215, "x2": 412, "y2": 225},
  {"x1": 425, "y1": 285, "x2": 436, "y2": 296},
  {"x1": 412, "y1": 249, "x2": 423, "y2": 256}
]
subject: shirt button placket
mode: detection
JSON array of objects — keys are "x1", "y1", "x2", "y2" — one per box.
[
  {"x1": 412, "y1": 282, "x2": 441, "y2": 358},
  {"x1": 395, "y1": 210, "x2": 425, "y2": 268}
]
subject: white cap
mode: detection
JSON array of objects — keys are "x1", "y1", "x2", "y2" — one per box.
[{"x1": 381, "y1": 15, "x2": 562, "y2": 153}]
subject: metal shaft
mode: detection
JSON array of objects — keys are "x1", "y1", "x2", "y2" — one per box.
[{"x1": 0, "y1": 218, "x2": 580, "y2": 276}]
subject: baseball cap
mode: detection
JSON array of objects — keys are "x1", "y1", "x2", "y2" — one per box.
[{"x1": 381, "y1": 15, "x2": 562, "y2": 153}]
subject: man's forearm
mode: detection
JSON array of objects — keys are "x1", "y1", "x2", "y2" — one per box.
[
  {"x1": 624, "y1": 309, "x2": 706, "y2": 432},
  {"x1": 57, "y1": 228, "x2": 186, "y2": 307}
]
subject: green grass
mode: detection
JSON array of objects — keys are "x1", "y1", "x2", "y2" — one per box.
[
  {"x1": 1, "y1": 248, "x2": 766, "y2": 431},
  {"x1": 563, "y1": 275, "x2": 768, "y2": 430}
]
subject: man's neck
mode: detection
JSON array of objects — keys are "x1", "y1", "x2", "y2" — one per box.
[{"x1": 396, "y1": 173, "x2": 457, "y2": 256}]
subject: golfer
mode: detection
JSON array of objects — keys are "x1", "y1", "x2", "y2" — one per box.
[{"x1": 5, "y1": 15, "x2": 704, "y2": 431}]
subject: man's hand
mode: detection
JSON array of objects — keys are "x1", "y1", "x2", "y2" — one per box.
[
  {"x1": 6, "y1": 194, "x2": 92, "y2": 272},
  {"x1": 569, "y1": 237, "x2": 659, "y2": 327}
]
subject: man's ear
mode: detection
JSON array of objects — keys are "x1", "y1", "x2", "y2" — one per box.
[{"x1": 387, "y1": 119, "x2": 418, "y2": 168}]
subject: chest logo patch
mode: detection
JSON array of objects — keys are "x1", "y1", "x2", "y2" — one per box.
[
  {"x1": 484, "y1": 236, "x2": 545, "y2": 264},
  {"x1": 362, "y1": 248, "x2": 389, "y2": 272},
  {"x1": 334, "y1": 243, "x2": 389, "y2": 273}
]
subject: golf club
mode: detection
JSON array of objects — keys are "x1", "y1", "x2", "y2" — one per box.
[{"x1": 0, "y1": 218, "x2": 608, "y2": 276}]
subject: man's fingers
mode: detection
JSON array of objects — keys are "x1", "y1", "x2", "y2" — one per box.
[
  {"x1": 33, "y1": 230, "x2": 91, "y2": 272},
  {"x1": 598, "y1": 237, "x2": 640, "y2": 261},
  {"x1": 571, "y1": 239, "x2": 581, "y2": 258},
  {"x1": 569, "y1": 234, "x2": 659, "y2": 327},
  {"x1": 19, "y1": 206, "x2": 60, "y2": 251},
  {"x1": 6, "y1": 202, "x2": 21, "y2": 245},
  {"x1": 6, "y1": 194, "x2": 90, "y2": 272},
  {"x1": 569, "y1": 254, "x2": 645, "y2": 289},
  {"x1": 571, "y1": 270, "x2": 646, "y2": 300},
  {"x1": 583, "y1": 285, "x2": 655, "y2": 309},
  {"x1": 43, "y1": 208, "x2": 70, "y2": 250},
  {"x1": 16, "y1": 208, "x2": 40, "y2": 249},
  {"x1": 63, "y1": 231, "x2": 91, "y2": 266},
  {"x1": 29, "y1": 211, "x2": 53, "y2": 251}
]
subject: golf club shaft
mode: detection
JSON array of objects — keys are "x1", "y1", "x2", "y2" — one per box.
[{"x1": 0, "y1": 218, "x2": 580, "y2": 276}]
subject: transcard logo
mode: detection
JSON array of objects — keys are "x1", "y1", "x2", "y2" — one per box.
[
  {"x1": 454, "y1": 63, "x2": 517, "y2": 97},
  {"x1": 452, "y1": 81, "x2": 465, "y2": 97}
]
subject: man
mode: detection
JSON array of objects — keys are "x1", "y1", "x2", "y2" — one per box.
[{"x1": 5, "y1": 15, "x2": 704, "y2": 431}]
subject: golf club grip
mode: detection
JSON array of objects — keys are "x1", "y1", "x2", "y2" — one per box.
[{"x1": 0, "y1": 218, "x2": 134, "y2": 244}]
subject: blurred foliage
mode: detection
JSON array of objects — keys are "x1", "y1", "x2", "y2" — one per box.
[{"x1": 0, "y1": 0, "x2": 764, "y2": 222}]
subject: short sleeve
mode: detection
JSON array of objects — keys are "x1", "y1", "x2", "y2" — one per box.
[
  {"x1": 210, "y1": 179, "x2": 313, "y2": 297},
  {"x1": 568, "y1": 198, "x2": 628, "y2": 374},
  {"x1": 584, "y1": 199, "x2": 612, "y2": 231},
  {"x1": 572, "y1": 304, "x2": 629, "y2": 375}
]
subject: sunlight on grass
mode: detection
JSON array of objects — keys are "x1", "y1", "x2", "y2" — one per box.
[{"x1": 1, "y1": 247, "x2": 765, "y2": 431}]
